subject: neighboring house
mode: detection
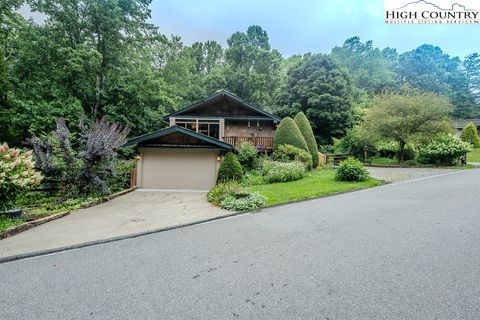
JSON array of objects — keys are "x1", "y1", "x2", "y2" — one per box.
[
  {"x1": 124, "y1": 90, "x2": 280, "y2": 190},
  {"x1": 453, "y1": 119, "x2": 480, "y2": 136}
]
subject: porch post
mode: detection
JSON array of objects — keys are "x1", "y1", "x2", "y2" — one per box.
[{"x1": 219, "y1": 118, "x2": 225, "y2": 141}]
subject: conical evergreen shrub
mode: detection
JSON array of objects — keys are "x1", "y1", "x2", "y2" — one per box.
[
  {"x1": 217, "y1": 152, "x2": 243, "y2": 183},
  {"x1": 273, "y1": 117, "x2": 308, "y2": 152},
  {"x1": 294, "y1": 112, "x2": 319, "y2": 168},
  {"x1": 460, "y1": 122, "x2": 480, "y2": 148}
]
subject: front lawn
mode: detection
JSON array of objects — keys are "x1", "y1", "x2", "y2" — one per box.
[
  {"x1": 467, "y1": 148, "x2": 480, "y2": 162},
  {"x1": 249, "y1": 169, "x2": 382, "y2": 207}
]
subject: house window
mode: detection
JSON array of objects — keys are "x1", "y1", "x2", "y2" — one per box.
[{"x1": 176, "y1": 119, "x2": 220, "y2": 139}]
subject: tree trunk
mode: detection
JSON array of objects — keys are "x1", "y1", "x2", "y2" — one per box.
[
  {"x1": 93, "y1": 73, "x2": 101, "y2": 118},
  {"x1": 399, "y1": 141, "x2": 406, "y2": 162}
]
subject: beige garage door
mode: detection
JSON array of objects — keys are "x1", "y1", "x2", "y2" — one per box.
[{"x1": 139, "y1": 148, "x2": 217, "y2": 190}]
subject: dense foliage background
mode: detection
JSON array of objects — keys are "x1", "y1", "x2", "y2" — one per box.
[{"x1": 1, "y1": 0, "x2": 479, "y2": 147}]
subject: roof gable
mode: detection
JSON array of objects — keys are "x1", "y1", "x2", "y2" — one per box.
[
  {"x1": 164, "y1": 90, "x2": 281, "y2": 121},
  {"x1": 123, "y1": 126, "x2": 234, "y2": 150}
]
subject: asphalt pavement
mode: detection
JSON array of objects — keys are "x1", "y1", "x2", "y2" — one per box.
[{"x1": 1, "y1": 169, "x2": 479, "y2": 319}]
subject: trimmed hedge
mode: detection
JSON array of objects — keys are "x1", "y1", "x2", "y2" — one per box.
[
  {"x1": 273, "y1": 117, "x2": 308, "y2": 152},
  {"x1": 217, "y1": 152, "x2": 243, "y2": 183},
  {"x1": 460, "y1": 122, "x2": 480, "y2": 148},
  {"x1": 294, "y1": 112, "x2": 319, "y2": 168}
]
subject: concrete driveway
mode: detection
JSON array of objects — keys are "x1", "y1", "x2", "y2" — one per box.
[{"x1": 0, "y1": 191, "x2": 228, "y2": 259}]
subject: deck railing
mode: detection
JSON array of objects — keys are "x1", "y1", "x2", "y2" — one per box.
[{"x1": 222, "y1": 136, "x2": 274, "y2": 150}]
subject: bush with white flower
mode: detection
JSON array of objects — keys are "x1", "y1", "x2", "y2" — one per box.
[
  {"x1": 0, "y1": 143, "x2": 43, "y2": 212},
  {"x1": 261, "y1": 160, "x2": 306, "y2": 183}
]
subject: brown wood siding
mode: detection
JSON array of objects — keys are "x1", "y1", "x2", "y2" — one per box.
[{"x1": 224, "y1": 120, "x2": 276, "y2": 138}]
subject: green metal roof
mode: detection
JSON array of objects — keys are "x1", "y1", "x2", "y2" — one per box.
[
  {"x1": 163, "y1": 89, "x2": 281, "y2": 122},
  {"x1": 123, "y1": 126, "x2": 234, "y2": 150}
]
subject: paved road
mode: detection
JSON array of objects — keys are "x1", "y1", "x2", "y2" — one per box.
[{"x1": 1, "y1": 169, "x2": 480, "y2": 319}]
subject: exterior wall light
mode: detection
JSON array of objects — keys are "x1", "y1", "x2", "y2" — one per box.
[{"x1": 135, "y1": 154, "x2": 142, "y2": 161}]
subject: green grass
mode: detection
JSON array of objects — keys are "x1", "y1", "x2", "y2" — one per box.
[
  {"x1": 467, "y1": 148, "x2": 480, "y2": 162},
  {"x1": 0, "y1": 216, "x2": 25, "y2": 232},
  {"x1": 249, "y1": 169, "x2": 382, "y2": 207}
]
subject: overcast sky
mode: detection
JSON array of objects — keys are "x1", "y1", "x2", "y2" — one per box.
[{"x1": 20, "y1": 0, "x2": 480, "y2": 58}]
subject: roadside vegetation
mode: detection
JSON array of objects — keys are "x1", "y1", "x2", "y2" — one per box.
[
  {"x1": 208, "y1": 113, "x2": 381, "y2": 211},
  {"x1": 0, "y1": 119, "x2": 134, "y2": 232}
]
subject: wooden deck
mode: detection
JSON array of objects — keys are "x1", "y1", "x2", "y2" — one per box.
[{"x1": 222, "y1": 136, "x2": 274, "y2": 151}]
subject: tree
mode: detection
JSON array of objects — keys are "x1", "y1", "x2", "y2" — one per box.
[
  {"x1": 357, "y1": 89, "x2": 453, "y2": 161},
  {"x1": 464, "y1": 53, "x2": 480, "y2": 105},
  {"x1": 397, "y1": 44, "x2": 478, "y2": 118},
  {"x1": 224, "y1": 25, "x2": 282, "y2": 109},
  {"x1": 294, "y1": 112, "x2": 319, "y2": 168},
  {"x1": 331, "y1": 37, "x2": 398, "y2": 95},
  {"x1": 460, "y1": 122, "x2": 480, "y2": 148},
  {"x1": 276, "y1": 53, "x2": 354, "y2": 144},
  {"x1": 273, "y1": 117, "x2": 308, "y2": 152}
]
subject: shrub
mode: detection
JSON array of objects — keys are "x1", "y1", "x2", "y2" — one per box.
[
  {"x1": 273, "y1": 144, "x2": 313, "y2": 170},
  {"x1": 0, "y1": 143, "x2": 43, "y2": 212},
  {"x1": 107, "y1": 159, "x2": 135, "y2": 193},
  {"x1": 460, "y1": 122, "x2": 480, "y2": 148},
  {"x1": 335, "y1": 157, "x2": 369, "y2": 182},
  {"x1": 273, "y1": 117, "x2": 308, "y2": 152},
  {"x1": 294, "y1": 112, "x2": 319, "y2": 168},
  {"x1": 262, "y1": 160, "x2": 305, "y2": 183},
  {"x1": 375, "y1": 141, "x2": 417, "y2": 161},
  {"x1": 240, "y1": 172, "x2": 265, "y2": 186},
  {"x1": 417, "y1": 133, "x2": 471, "y2": 166},
  {"x1": 207, "y1": 181, "x2": 244, "y2": 206},
  {"x1": 376, "y1": 141, "x2": 398, "y2": 158},
  {"x1": 31, "y1": 117, "x2": 129, "y2": 197},
  {"x1": 236, "y1": 142, "x2": 258, "y2": 171},
  {"x1": 220, "y1": 192, "x2": 266, "y2": 211},
  {"x1": 216, "y1": 152, "x2": 243, "y2": 183}
]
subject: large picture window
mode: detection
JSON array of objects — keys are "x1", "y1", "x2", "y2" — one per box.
[{"x1": 176, "y1": 119, "x2": 220, "y2": 139}]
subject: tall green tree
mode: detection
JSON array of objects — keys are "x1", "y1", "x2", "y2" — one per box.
[
  {"x1": 464, "y1": 53, "x2": 480, "y2": 105},
  {"x1": 357, "y1": 89, "x2": 453, "y2": 160},
  {"x1": 276, "y1": 53, "x2": 354, "y2": 144},
  {"x1": 331, "y1": 37, "x2": 398, "y2": 95},
  {"x1": 397, "y1": 44, "x2": 478, "y2": 118},
  {"x1": 224, "y1": 25, "x2": 282, "y2": 109}
]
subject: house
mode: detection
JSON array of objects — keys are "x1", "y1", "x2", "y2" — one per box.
[{"x1": 124, "y1": 90, "x2": 280, "y2": 190}]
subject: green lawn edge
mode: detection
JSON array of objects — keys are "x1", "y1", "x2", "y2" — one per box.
[{"x1": 249, "y1": 169, "x2": 383, "y2": 207}]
